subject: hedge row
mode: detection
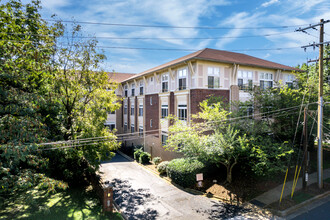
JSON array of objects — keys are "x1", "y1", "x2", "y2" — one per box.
[{"x1": 166, "y1": 158, "x2": 205, "y2": 188}]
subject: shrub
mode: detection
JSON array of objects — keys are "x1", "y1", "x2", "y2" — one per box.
[
  {"x1": 139, "y1": 152, "x2": 151, "y2": 164},
  {"x1": 167, "y1": 158, "x2": 205, "y2": 188},
  {"x1": 157, "y1": 161, "x2": 169, "y2": 175},
  {"x1": 133, "y1": 149, "x2": 143, "y2": 161},
  {"x1": 152, "y1": 157, "x2": 162, "y2": 165}
]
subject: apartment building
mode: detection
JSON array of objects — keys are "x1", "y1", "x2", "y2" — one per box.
[
  {"x1": 104, "y1": 72, "x2": 136, "y2": 132},
  {"x1": 109, "y1": 48, "x2": 299, "y2": 160}
]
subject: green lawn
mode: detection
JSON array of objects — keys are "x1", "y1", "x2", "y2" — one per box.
[{"x1": 0, "y1": 187, "x2": 123, "y2": 220}]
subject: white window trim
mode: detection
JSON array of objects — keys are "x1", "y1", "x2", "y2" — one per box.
[
  {"x1": 162, "y1": 73, "x2": 169, "y2": 92},
  {"x1": 259, "y1": 72, "x2": 273, "y2": 89},
  {"x1": 178, "y1": 68, "x2": 187, "y2": 90},
  {"x1": 178, "y1": 104, "x2": 187, "y2": 121},
  {"x1": 238, "y1": 70, "x2": 253, "y2": 91},
  {"x1": 207, "y1": 67, "x2": 220, "y2": 88},
  {"x1": 161, "y1": 104, "x2": 169, "y2": 119}
]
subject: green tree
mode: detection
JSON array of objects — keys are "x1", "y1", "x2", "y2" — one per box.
[
  {"x1": 165, "y1": 99, "x2": 293, "y2": 183},
  {"x1": 0, "y1": 0, "x2": 65, "y2": 194},
  {"x1": 206, "y1": 126, "x2": 248, "y2": 183},
  {"x1": 50, "y1": 23, "x2": 121, "y2": 169}
]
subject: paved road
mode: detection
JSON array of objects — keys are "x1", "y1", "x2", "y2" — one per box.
[
  {"x1": 100, "y1": 154, "x2": 274, "y2": 220},
  {"x1": 288, "y1": 195, "x2": 330, "y2": 220}
]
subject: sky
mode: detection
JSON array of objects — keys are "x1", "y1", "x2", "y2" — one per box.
[{"x1": 22, "y1": 0, "x2": 330, "y2": 74}]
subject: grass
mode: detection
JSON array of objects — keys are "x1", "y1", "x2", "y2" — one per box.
[
  {"x1": 292, "y1": 191, "x2": 314, "y2": 204},
  {"x1": 0, "y1": 186, "x2": 123, "y2": 220}
]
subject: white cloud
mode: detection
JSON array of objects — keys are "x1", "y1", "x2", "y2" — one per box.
[
  {"x1": 261, "y1": 0, "x2": 279, "y2": 8},
  {"x1": 40, "y1": 0, "x2": 70, "y2": 9},
  {"x1": 215, "y1": 12, "x2": 262, "y2": 49}
]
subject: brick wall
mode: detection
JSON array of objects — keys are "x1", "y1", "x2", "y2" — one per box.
[
  {"x1": 190, "y1": 89, "x2": 230, "y2": 115},
  {"x1": 169, "y1": 92, "x2": 175, "y2": 126},
  {"x1": 116, "y1": 98, "x2": 123, "y2": 134},
  {"x1": 134, "y1": 96, "x2": 138, "y2": 131},
  {"x1": 144, "y1": 94, "x2": 159, "y2": 136},
  {"x1": 127, "y1": 97, "x2": 130, "y2": 130}
]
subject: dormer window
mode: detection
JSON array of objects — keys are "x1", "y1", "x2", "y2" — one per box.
[
  {"x1": 162, "y1": 74, "x2": 169, "y2": 92},
  {"x1": 208, "y1": 67, "x2": 220, "y2": 88},
  {"x1": 286, "y1": 74, "x2": 295, "y2": 89},
  {"x1": 178, "y1": 68, "x2": 187, "y2": 90},
  {"x1": 238, "y1": 70, "x2": 253, "y2": 91},
  {"x1": 124, "y1": 85, "x2": 128, "y2": 97},
  {"x1": 139, "y1": 80, "x2": 144, "y2": 95},
  {"x1": 260, "y1": 73, "x2": 273, "y2": 90},
  {"x1": 131, "y1": 83, "x2": 135, "y2": 96}
]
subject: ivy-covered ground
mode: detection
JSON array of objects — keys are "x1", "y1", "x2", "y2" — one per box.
[{"x1": 0, "y1": 186, "x2": 123, "y2": 220}]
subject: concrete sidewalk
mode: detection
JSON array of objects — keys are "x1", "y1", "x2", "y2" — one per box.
[{"x1": 251, "y1": 168, "x2": 330, "y2": 207}]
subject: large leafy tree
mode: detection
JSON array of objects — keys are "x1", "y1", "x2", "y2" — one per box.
[
  {"x1": 47, "y1": 23, "x2": 121, "y2": 170},
  {"x1": 0, "y1": 0, "x2": 121, "y2": 192},
  {"x1": 0, "y1": 0, "x2": 65, "y2": 194}
]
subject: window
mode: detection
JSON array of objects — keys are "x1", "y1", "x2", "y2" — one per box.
[
  {"x1": 124, "y1": 104, "x2": 127, "y2": 114},
  {"x1": 139, "y1": 105, "x2": 143, "y2": 116},
  {"x1": 150, "y1": 77, "x2": 154, "y2": 82},
  {"x1": 286, "y1": 74, "x2": 295, "y2": 89},
  {"x1": 131, "y1": 124, "x2": 134, "y2": 133},
  {"x1": 178, "y1": 68, "x2": 187, "y2": 90},
  {"x1": 139, "y1": 126, "x2": 143, "y2": 137},
  {"x1": 109, "y1": 110, "x2": 115, "y2": 114},
  {"x1": 238, "y1": 70, "x2": 253, "y2": 91},
  {"x1": 131, "y1": 83, "x2": 135, "y2": 96},
  {"x1": 239, "y1": 105, "x2": 253, "y2": 119},
  {"x1": 124, "y1": 123, "x2": 127, "y2": 132},
  {"x1": 178, "y1": 104, "x2": 187, "y2": 121},
  {"x1": 150, "y1": 97, "x2": 152, "y2": 105},
  {"x1": 161, "y1": 105, "x2": 168, "y2": 118},
  {"x1": 150, "y1": 119, "x2": 153, "y2": 127},
  {"x1": 130, "y1": 103, "x2": 134, "y2": 115},
  {"x1": 139, "y1": 80, "x2": 144, "y2": 95},
  {"x1": 259, "y1": 73, "x2": 273, "y2": 90},
  {"x1": 124, "y1": 85, "x2": 128, "y2": 97},
  {"x1": 162, "y1": 74, "x2": 169, "y2": 92},
  {"x1": 161, "y1": 134, "x2": 168, "y2": 146},
  {"x1": 207, "y1": 67, "x2": 220, "y2": 88},
  {"x1": 105, "y1": 123, "x2": 115, "y2": 131}
]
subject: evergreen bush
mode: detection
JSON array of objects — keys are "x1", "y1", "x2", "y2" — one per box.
[
  {"x1": 133, "y1": 149, "x2": 143, "y2": 161},
  {"x1": 152, "y1": 157, "x2": 162, "y2": 165},
  {"x1": 139, "y1": 152, "x2": 151, "y2": 164},
  {"x1": 157, "y1": 161, "x2": 169, "y2": 175}
]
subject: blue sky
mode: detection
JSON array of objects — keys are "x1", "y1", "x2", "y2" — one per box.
[{"x1": 27, "y1": 0, "x2": 330, "y2": 73}]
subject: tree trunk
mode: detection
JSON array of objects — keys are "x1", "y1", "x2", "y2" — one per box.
[
  {"x1": 226, "y1": 165, "x2": 232, "y2": 183},
  {"x1": 226, "y1": 160, "x2": 237, "y2": 183}
]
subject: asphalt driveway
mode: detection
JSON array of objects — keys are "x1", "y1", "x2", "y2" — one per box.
[{"x1": 100, "y1": 153, "x2": 273, "y2": 220}]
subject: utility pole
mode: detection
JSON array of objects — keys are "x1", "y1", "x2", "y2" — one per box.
[
  {"x1": 317, "y1": 19, "x2": 324, "y2": 189},
  {"x1": 302, "y1": 107, "x2": 308, "y2": 190},
  {"x1": 296, "y1": 19, "x2": 330, "y2": 189}
]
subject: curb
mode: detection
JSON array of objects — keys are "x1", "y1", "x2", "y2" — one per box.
[
  {"x1": 267, "y1": 191, "x2": 330, "y2": 217},
  {"x1": 113, "y1": 201, "x2": 128, "y2": 220},
  {"x1": 116, "y1": 150, "x2": 134, "y2": 162}
]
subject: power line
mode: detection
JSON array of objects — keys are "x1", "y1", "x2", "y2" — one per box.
[
  {"x1": 14, "y1": 17, "x2": 309, "y2": 30},
  {"x1": 4, "y1": 15, "x2": 312, "y2": 29},
  {"x1": 0, "y1": 39, "x2": 302, "y2": 52},
  {"x1": 0, "y1": 31, "x2": 294, "y2": 40}
]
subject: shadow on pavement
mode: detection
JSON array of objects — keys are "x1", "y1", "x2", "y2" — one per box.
[
  {"x1": 111, "y1": 178, "x2": 159, "y2": 220},
  {"x1": 101, "y1": 153, "x2": 132, "y2": 164},
  {"x1": 195, "y1": 201, "x2": 252, "y2": 219}
]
